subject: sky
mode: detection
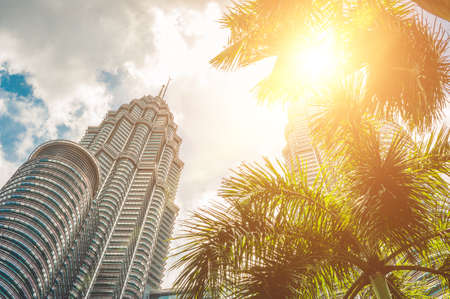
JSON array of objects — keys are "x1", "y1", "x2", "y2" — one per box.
[
  {"x1": 0, "y1": 0, "x2": 287, "y2": 287},
  {"x1": 0, "y1": 0, "x2": 448, "y2": 289}
]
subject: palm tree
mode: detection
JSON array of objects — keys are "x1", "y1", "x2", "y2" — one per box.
[
  {"x1": 172, "y1": 121, "x2": 449, "y2": 298},
  {"x1": 171, "y1": 1, "x2": 449, "y2": 297},
  {"x1": 210, "y1": 0, "x2": 449, "y2": 130}
]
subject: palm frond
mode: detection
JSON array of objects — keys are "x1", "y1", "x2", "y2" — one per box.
[
  {"x1": 336, "y1": 122, "x2": 447, "y2": 251},
  {"x1": 171, "y1": 201, "x2": 271, "y2": 298},
  {"x1": 414, "y1": 125, "x2": 450, "y2": 174},
  {"x1": 309, "y1": 72, "x2": 375, "y2": 162},
  {"x1": 210, "y1": 0, "x2": 342, "y2": 72},
  {"x1": 352, "y1": 11, "x2": 449, "y2": 129},
  {"x1": 343, "y1": 274, "x2": 369, "y2": 299},
  {"x1": 219, "y1": 157, "x2": 343, "y2": 229},
  {"x1": 173, "y1": 157, "x2": 361, "y2": 297}
]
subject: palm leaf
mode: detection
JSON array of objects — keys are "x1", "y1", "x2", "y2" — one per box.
[
  {"x1": 347, "y1": 4, "x2": 449, "y2": 129},
  {"x1": 173, "y1": 158, "x2": 360, "y2": 297}
]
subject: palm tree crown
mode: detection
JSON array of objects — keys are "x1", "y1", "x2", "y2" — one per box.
[
  {"x1": 172, "y1": 122, "x2": 449, "y2": 298},
  {"x1": 211, "y1": 0, "x2": 449, "y2": 130}
]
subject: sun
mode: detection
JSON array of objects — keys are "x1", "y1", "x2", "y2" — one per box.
[
  {"x1": 284, "y1": 28, "x2": 344, "y2": 92},
  {"x1": 294, "y1": 30, "x2": 338, "y2": 82}
]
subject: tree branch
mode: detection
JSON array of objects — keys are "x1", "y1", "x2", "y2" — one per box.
[
  {"x1": 386, "y1": 277, "x2": 407, "y2": 299},
  {"x1": 343, "y1": 274, "x2": 368, "y2": 299},
  {"x1": 280, "y1": 189, "x2": 368, "y2": 270}
]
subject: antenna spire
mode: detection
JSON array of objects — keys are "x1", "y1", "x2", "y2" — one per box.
[
  {"x1": 161, "y1": 77, "x2": 171, "y2": 101},
  {"x1": 158, "y1": 84, "x2": 165, "y2": 98}
]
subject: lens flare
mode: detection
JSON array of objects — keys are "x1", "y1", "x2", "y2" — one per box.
[{"x1": 285, "y1": 29, "x2": 343, "y2": 92}]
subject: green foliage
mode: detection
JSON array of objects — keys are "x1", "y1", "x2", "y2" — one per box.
[
  {"x1": 211, "y1": 0, "x2": 449, "y2": 130},
  {"x1": 172, "y1": 125, "x2": 449, "y2": 297},
  {"x1": 172, "y1": 0, "x2": 450, "y2": 297}
]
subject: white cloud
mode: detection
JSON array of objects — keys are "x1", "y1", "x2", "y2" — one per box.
[
  {"x1": 0, "y1": 98, "x2": 6, "y2": 115},
  {"x1": 0, "y1": 144, "x2": 19, "y2": 186},
  {"x1": 0, "y1": 90, "x2": 51, "y2": 161},
  {"x1": 8, "y1": 100, "x2": 49, "y2": 159}
]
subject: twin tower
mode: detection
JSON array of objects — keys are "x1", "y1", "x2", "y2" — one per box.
[{"x1": 0, "y1": 95, "x2": 183, "y2": 298}]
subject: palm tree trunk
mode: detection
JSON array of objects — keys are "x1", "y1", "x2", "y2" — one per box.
[{"x1": 369, "y1": 273, "x2": 392, "y2": 299}]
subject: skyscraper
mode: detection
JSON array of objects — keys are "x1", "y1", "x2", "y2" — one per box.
[
  {"x1": 0, "y1": 140, "x2": 100, "y2": 298},
  {"x1": 0, "y1": 95, "x2": 183, "y2": 299},
  {"x1": 282, "y1": 102, "x2": 322, "y2": 185}
]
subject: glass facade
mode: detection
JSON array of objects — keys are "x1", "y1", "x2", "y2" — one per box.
[
  {"x1": 0, "y1": 95, "x2": 182, "y2": 299},
  {"x1": 0, "y1": 141, "x2": 100, "y2": 298},
  {"x1": 283, "y1": 103, "x2": 322, "y2": 185},
  {"x1": 72, "y1": 95, "x2": 182, "y2": 298}
]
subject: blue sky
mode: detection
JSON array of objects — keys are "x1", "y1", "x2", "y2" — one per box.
[{"x1": 0, "y1": 69, "x2": 49, "y2": 161}]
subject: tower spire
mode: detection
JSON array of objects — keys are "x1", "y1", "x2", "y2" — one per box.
[
  {"x1": 161, "y1": 77, "x2": 171, "y2": 102},
  {"x1": 158, "y1": 84, "x2": 165, "y2": 98}
]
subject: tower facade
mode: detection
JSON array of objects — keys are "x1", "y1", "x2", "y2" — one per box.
[
  {"x1": 283, "y1": 103, "x2": 322, "y2": 185},
  {"x1": 71, "y1": 95, "x2": 183, "y2": 298},
  {"x1": 0, "y1": 95, "x2": 182, "y2": 299},
  {"x1": 0, "y1": 141, "x2": 100, "y2": 298}
]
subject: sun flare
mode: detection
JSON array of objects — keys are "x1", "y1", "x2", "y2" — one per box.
[{"x1": 285, "y1": 28, "x2": 344, "y2": 91}]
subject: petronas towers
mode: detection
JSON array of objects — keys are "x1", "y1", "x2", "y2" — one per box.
[{"x1": 0, "y1": 95, "x2": 182, "y2": 298}]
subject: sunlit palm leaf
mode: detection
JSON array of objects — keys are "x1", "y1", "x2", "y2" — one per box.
[
  {"x1": 347, "y1": 1, "x2": 449, "y2": 129},
  {"x1": 173, "y1": 150, "x2": 448, "y2": 297},
  {"x1": 210, "y1": 0, "x2": 341, "y2": 74},
  {"x1": 173, "y1": 159, "x2": 359, "y2": 297},
  {"x1": 213, "y1": 0, "x2": 449, "y2": 129},
  {"x1": 171, "y1": 201, "x2": 275, "y2": 298},
  {"x1": 309, "y1": 73, "x2": 376, "y2": 163}
]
